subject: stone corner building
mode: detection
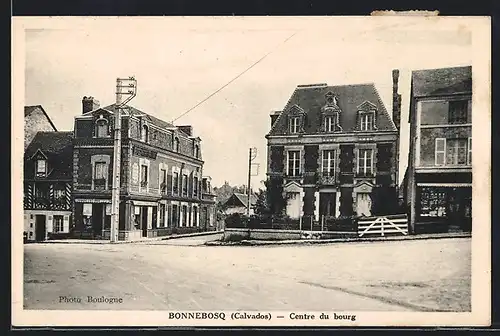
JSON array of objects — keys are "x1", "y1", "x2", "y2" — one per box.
[
  {"x1": 72, "y1": 96, "x2": 217, "y2": 241},
  {"x1": 405, "y1": 66, "x2": 472, "y2": 234},
  {"x1": 265, "y1": 71, "x2": 402, "y2": 224}
]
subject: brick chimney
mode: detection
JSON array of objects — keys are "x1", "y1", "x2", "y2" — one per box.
[
  {"x1": 178, "y1": 125, "x2": 193, "y2": 137},
  {"x1": 392, "y1": 70, "x2": 402, "y2": 131},
  {"x1": 82, "y1": 96, "x2": 100, "y2": 114}
]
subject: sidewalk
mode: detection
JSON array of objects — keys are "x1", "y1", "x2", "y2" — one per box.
[
  {"x1": 34, "y1": 230, "x2": 223, "y2": 245},
  {"x1": 206, "y1": 231, "x2": 471, "y2": 246}
]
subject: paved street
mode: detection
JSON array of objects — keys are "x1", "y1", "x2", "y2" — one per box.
[{"x1": 23, "y1": 237, "x2": 471, "y2": 312}]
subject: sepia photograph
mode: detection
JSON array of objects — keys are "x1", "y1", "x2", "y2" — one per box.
[{"x1": 12, "y1": 16, "x2": 491, "y2": 327}]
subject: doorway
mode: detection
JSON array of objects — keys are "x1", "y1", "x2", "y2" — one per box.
[
  {"x1": 319, "y1": 192, "x2": 337, "y2": 218},
  {"x1": 35, "y1": 215, "x2": 46, "y2": 242},
  {"x1": 91, "y1": 204, "x2": 104, "y2": 237},
  {"x1": 141, "y1": 207, "x2": 148, "y2": 237}
]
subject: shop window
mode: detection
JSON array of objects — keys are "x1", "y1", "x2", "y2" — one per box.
[
  {"x1": 159, "y1": 204, "x2": 165, "y2": 227},
  {"x1": 419, "y1": 187, "x2": 447, "y2": 218},
  {"x1": 182, "y1": 205, "x2": 188, "y2": 227},
  {"x1": 53, "y1": 215, "x2": 64, "y2": 233}
]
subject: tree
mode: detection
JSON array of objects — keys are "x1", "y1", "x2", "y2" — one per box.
[{"x1": 253, "y1": 188, "x2": 269, "y2": 216}]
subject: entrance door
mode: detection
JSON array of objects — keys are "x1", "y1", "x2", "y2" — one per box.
[
  {"x1": 319, "y1": 193, "x2": 337, "y2": 219},
  {"x1": 141, "y1": 207, "x2": 148, "y2": 237},
  {"x1": 172, "y1": 204, "x2": 178, "y2": 228},
  {"x1": 91, "y1": 204, "x2": 104, "y2": 237},
  {"x1": 35, "y1": 215, "x2": 46, "y2": 242}
]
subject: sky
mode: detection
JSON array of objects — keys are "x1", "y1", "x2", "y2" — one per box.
[{"x1": 24, "y1": 17, "x2": 472, "y2": 190}]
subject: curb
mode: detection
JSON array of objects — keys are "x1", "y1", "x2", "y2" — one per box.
[
  {"x1": 32, "y1": 231, "x2": 224, "y2": 245},
  {"x1": 207, "y1": 232, "x2": 471, "y2": 246}
]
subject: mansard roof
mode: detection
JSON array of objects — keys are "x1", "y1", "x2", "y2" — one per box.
[{"x1": 268, "y1": 83, "x2": 396, "y2": 136}]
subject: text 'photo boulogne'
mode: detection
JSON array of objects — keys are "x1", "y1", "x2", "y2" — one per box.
[{"x1": 14, "y1": 16, "x2": 490, "y2": 327}]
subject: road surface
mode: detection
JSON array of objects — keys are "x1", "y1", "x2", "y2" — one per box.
[{"x1": 23, "y1": 236, "x2": 471, "y2": 312}]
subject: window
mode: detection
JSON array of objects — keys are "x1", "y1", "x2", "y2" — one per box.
[
  {"x1": 194, "y1": 145, "x2": 199, "y2": 158},
  {"x1": 324, "y1": 116, "x2": 337, "y2": 132},
  {"x1": 53, "y1": 215, "x2": 64, "y2": 233},
  {"x1": 53, "y1": 186, "x2": 66, "y2": 209},
  {"x1": 287, "y1": 150, "x2": 300, "y2": 176},
  {"x1": 289, "y1": 117, "x2": 300, "y2": 134},
  {"x1": 173, "y1": 172, "x2": 179, "y2": 194},
  {"x1": 449, "y1": 100, "x2": 468, "y2": 124},
  {"x1": 159, "y1": 204, "x2": 165, "y2": 227},
  {"x1": 182, "y1": 174, "x2": 188, "y2": 197},
  {"x1": 140, "y1": 165, "x2": 148, "y2": 187},
  {"x1": 94, "y1": 162, "x2": 107, "y2": 190},
  {"x1": 435, "y1": 138, "x2": 446, "y2": 166},
  {"x1": 357, "y1": 149, "x2": 373, "y2": 176},
  {"x1": 174, "y1": 137, "x2": 180, "y2": 152},
  {"x1": 360, "y1": 113, "x2": 374, "y2": 131},
  {"x1": 193, "y1": 176, "x2": 199, "y2": 197},
  {"x1": 160, "y1": 169, "x2": 167, "y2": 193},
  {"x1": 193, "y1": 206, "x2": 198, "y2": 227},
  {"x1": 36, "y1": 159, "x2": 47, "y2": 176},
  {"x1": 419, "y1": 187, "x2": 447, "y2": 218},
  {"x1": 141, "y1": 125, "x2": 148, "y2": 142},
  {"x1": 96, "y1": 119, "x2": 109, "y2": 138},
  {"x1": 447, "y1": 139, "x2": 468, "y2": 165},
  {"x1": 322, "y1": 150, "x2": 337, "y2": 177},
  {"x1": 468, "y1": 137, "x2": 472, "y2": 165},
  {"x1": 182, "y1": 205, "x2": 187, "y2": 227}
]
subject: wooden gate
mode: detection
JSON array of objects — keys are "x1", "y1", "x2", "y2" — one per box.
[{"x1": 358, "y1": 214, "x2": 408, "y2": 237}]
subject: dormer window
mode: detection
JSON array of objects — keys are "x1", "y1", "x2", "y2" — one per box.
[
  {"x1": 36, "y1": 159, "x2": 47, "y2": 177},
  {"x1": 324, "y1": 115, "x2": 340, "y2": 133},
  {"x1": 360, "y1": 113, "x2": 374, "y2": 131},
  {"x1": 174, "y1": 137, "x2": 180, "y2": 152},
  {"x1": 357, "y1": 101, "x2": 378, "y2": 132},
  {"x1": 141, "y1": 125, "x2": 149, "y2": 142},
  {"x1": 95, "y1": 116, "x2": 109, "y2": 138},
  {"x1": 289, "y1": 117, "x2": 300, "y2": 134},
  {"x1": 194, "y1": 144, "x2": 199, "y2": 158}
]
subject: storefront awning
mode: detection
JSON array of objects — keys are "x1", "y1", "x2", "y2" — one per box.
[
  {"x1": 75, "y1": 198, "x2": 111, "y2": 203},
  {"x1": 417, "y1": 183, "x2": 472, "y2": 187}
]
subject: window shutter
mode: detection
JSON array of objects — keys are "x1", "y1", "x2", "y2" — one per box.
[
  {"x1": 468, "y1": 137, "x2": 472, "y2": 165},
  {"x1": 435, "y1": 138, "x2": 446, "y2": 166}
]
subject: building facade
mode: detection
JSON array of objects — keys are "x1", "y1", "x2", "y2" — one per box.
[
  {"x1": 222, "y1": 192, "x2": 258, "y2": 216},
  {"x1": 24, "y1": 131, "x2": 74, "y2": 242},
  {"x1": 265, "y1": 71, "x2": 401, "y2": 224},
  {"x1": 24, "y1": 105, "x2": 58, "y2": 150},
  {"x1": 405, "y1": 66, "x2": 472, "y2": 233},
  {"x1": 72, "y1": 96, "x2": 217, "y2": 240}
]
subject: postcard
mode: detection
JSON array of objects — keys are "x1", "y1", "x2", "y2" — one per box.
[{"x1": 12, "y1": 15, "x2": 491, "y2": 327}]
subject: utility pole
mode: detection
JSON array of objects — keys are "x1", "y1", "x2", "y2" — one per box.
[
  {"x1": 110, "y1": 77, "x2": 137, "y2": 243},
  {"x1": 247, "y1": 147, "x2": 257, "y2": 216}
]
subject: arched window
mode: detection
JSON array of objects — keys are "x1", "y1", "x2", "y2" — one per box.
[
  {"x1": 96, "y1": 118, "x2": 109, "y2": 138},
  {"x1": 174, "y1": 137, "x2": 180, "y2": 152},
  {"x1": 141, "y1": 125, "x2": 148, "y2": 142}
]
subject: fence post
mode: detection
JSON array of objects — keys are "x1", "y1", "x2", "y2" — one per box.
[{"x1": 381, "y1": 217, "x2": 385, "y2": 237}]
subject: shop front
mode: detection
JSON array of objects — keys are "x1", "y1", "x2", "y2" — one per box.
[{"x1": 415, "y1": 184, "x2": 472, "y2": 233}]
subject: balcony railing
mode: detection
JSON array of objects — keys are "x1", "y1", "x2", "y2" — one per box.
[
  {"x1": 319, "y1": 172, "x2": 338, "y2": 185},
  {"x1": 93, "y1": 178, "x2": 106, "y2": 191}
]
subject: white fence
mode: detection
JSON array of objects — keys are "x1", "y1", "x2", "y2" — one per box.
[{"x1": 357, "y1": 214, "x2": 408, "y2": 237}]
